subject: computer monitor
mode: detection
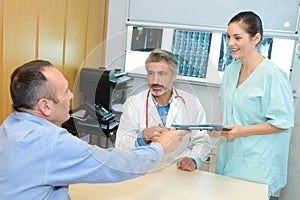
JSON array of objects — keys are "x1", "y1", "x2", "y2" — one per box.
[{"x1": 79, "y1": 68, "x2": 113, "y2": 110}]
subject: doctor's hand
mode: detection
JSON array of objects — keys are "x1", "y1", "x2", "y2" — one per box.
[
  {"x1": 207, "y1": 129, "x2": 222, "y2": 138},
  {"x1": 142, "y1": 124, "x2": 170, "y2": 143},
  {"x1": 177, "y1": 157, "x2": 196, "y2": 171},
  {"x1": 157, "y1": 129, "x2": 191, "y2": 155}
]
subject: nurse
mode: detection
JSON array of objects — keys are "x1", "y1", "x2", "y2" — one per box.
[
  {"x1": 210, "y1": 11, "x2": 294, "y2": 198},
  {"x1": 115, "y1": 49, "x2": 212, "y2": 171}
]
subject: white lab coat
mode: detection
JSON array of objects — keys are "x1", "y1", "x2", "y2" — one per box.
[{"x1": 115, "y1": 88, "x2": 212, "y2": 168}]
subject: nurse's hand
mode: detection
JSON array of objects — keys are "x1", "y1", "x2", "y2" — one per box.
[
  {"x1": 142, "y1": 124, "x2": 169, "y2": 143},
  {"x1": 157, "y1": 129, "x2": 191, "y2": 154},
  {"x1": 221, "y1": 124, "x2": 240, "y2": 139}
]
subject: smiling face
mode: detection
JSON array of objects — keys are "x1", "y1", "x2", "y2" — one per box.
[{"x1": 226, "y1": 22, "x2": 261, "y2": 60}]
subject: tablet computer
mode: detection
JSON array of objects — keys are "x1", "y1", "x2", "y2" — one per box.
[{"x1": 171, "y1": 124, "x2": 231, "y2": 131}]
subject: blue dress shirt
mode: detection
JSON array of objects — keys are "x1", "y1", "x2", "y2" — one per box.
[{"x1": 0, "y1": 112, "x2": 164, "y2": 200}]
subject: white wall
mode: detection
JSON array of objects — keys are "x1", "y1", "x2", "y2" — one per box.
[
  {"x1": 128, "y1": 0, "x2": 300, "y2": 36},
  {"x1": 280, "y1": 93, "x2": 300, "y2": 200},
  {"x1": 105, "y1": 0, "x2": 128, "y2": 70}
]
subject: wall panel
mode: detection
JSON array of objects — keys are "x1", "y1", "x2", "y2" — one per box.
[
  {"x1": 64, "y1": 0, "x2": 89, "y2": 93},
  {"x1": 85, "y1": 0, "x2": 108, "y2": 68},
  {"x1": 0, "y1": 0, "x2": 108, "y2": 123},
  {"x1": 1, "y1": 0, "x2": 37, "y2": 122},
  {"x1": 38, "y1": 0, "x2": 67, "y2": 69},
  {"x1": 71, "y1": 0, "x2": 108, "y2": 108},
  {"x1": 0, "y1": 0, "x2": 3, "y2": 121}
]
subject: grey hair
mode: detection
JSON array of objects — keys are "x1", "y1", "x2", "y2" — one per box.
[{"x1": 145, "y1": 49, "x2": 178, "y2": 73}]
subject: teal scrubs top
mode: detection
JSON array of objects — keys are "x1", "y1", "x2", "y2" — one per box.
[{"x1": 216, "y1": 58, "x2": 294, "y2": 196}]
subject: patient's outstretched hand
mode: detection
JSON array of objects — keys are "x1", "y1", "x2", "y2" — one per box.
[{"x1": 157, "y1": 129, "x2": 191, "y2": 154}]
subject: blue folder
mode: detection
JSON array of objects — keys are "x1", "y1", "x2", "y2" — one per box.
[{"x1": 171, "y1": 124, "x2": 231, "y2": 131}]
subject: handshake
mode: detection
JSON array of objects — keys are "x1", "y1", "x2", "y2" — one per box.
[{"x1": 143, "y1": 124, "x2": 191, "y2": 154}]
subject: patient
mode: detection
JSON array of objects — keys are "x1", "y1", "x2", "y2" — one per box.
[{"x1": 0, "y1": 60, "x2": 190, "y2": 199}]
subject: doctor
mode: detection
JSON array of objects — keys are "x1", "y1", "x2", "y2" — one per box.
[{"x1": 116, "y1": 49, "x2": 212, "y2": 171}]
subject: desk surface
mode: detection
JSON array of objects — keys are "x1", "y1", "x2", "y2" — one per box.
[{"x1": 69, "y1": 163, "x2": 268, "y2": 200}]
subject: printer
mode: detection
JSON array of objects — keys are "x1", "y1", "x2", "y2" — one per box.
[
  {"x1": 79, "y1": 68, "x2": 132, "y2": 111},
  {"x1": 62, "y1": 67, "x2": 133, "y2": 148}
]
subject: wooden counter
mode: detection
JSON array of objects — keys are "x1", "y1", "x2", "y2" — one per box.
[{"x1": 69, "y1": 163, "x2": 268, "y2": 200}]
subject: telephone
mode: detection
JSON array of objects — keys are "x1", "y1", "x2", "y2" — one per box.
[
  {"x1": 94, "y1": 103, "x2": 114, "y2": 121},
  {"x1": 65, "y1": 102, "x2": 118, "y2": 140},
  {"x1": 84, "y1": 103, "x2": 114, "y2": 122}
]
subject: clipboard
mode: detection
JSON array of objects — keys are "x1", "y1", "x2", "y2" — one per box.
[{"x1": 171, "y1": 124, "x2": 231, "y2": 131}]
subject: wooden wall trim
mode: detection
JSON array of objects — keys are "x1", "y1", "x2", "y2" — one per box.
[{"x1": 0, "y1": 0, "x2": 3, "y2": 123}]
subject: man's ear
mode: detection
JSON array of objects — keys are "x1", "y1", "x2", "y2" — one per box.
[
  {"x1": 37, "y1": 98, "x2": 51, "y2": 117},
  {"x1": 172, "y1": 72, "x2": 178, "y2": 81}
]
